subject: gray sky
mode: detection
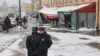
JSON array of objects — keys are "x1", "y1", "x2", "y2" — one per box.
[{"x1": 0, "y1": 0, "x2": 31, "y2": 6}]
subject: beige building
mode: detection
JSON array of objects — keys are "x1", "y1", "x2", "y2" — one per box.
[
  {"x1": 42, "y1": 0, "x2": 96, "y2": 7},
  {"x1": 22, "y1": 3, "x2": 31, "y2": 14},
  {"x1": 31, "y1": 0, "x2": 50, "y2": 13},
  {"x1": 31, "y1": 0, "x2": 40, "y2": 13}
]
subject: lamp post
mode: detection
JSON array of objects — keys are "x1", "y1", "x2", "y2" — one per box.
[
  {"x1": 19, "y1": 0, "x2": 21, "y2": 17},
  {"x1": 39, "y1": 0, "x2": 41, "y2": 5},
  {"x1": 31, "y1": 0, "x2": 33, "y2": 13}
]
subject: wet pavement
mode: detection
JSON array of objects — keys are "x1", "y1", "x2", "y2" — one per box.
[
  {"x1": 79, "y1": 38, "x2": 90, "y2": 40},
  {"x1": 0, "y1": 18, "x2": 100, "y2": 56},
  {"x1": 47, "y1": 27, "x2": 100, "y2": 36},
  {"x1": 87, "y1": 42, "x2": 100, "y2": 50},
  {"x1": 0, "y1": 18, "x2": 61, "y2": 56},
  {"x1": 77, "y1": 30, "x2": 100, "y2": 36}
]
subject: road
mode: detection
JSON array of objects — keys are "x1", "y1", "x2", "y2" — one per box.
[
  {"x1": 0, "y1": 17, "x2": 40, "y2": 56},
  {"x1": 0, "y1": 17, "x2": 100, "y2": 56},
  {"x1": 0, "y1": 17, "x2": 58, "y2": 56}
]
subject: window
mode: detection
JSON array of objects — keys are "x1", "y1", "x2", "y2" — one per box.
[
  {"x1": 69, "y1": 0, "x2": 72, "y2": 3},
  {"x1": 75, "y1": 0, "x2": 77, "y2": 2},
  {"x1": 58, "y1": 0, "x2": 60, "y2": 3},
  {"x1": 81, "y1": 0, "x2": 84, "y2": 2}
]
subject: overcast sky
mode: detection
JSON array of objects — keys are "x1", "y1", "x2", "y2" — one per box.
[{"x1": 0, "y1": 0, "x2": 31, "y2": 6}]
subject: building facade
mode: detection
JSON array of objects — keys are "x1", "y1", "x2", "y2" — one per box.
[
  {"x1": 31, "y1": 0, "x2": 40, "y2": 13},
  {"x1": 41, "y1": 0, "x2": 96, "y2": 7},
  {"x1": 9, "y1": 5, "x2": 18, "y2": 14},
  {"x1": 31, "y1": 0, "x2": 50, "y2": 13},
  {"x1": 22, "y1": 3, "x2": 31, "y2": 14},
  {"x1": 40, "y1": 0, "x2": 100, "y2": 30}
]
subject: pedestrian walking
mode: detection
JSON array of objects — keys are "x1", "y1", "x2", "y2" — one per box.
[
  {"x1": 22, "y1": 16, "x2": 28, "y2": 29},
  {"x1": 36, "y1": 14, "x2": 39, "y2": 20},
  {"x1": 18, "y1": 17, "x2": 23, "y2": 26},
  {"x1": 3, "y1": 16, "x2": 11, "y2": 33},
  {"x1": 15, "y1": 16, "x2": 19, "y2": 26}
]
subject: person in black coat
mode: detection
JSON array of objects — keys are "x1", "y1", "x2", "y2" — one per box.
[
  {"x1": 4, "y1": 16, "x2": 11, "y2": 32},
  {"x1": 22, "y1": 16, "x2": 28, "y2": 29},
  {"x1": 38, "y1": 27, "x2": 52, "y2": 56},
  {"x1": 26, "y1": 27, "x2": 40, "y2": 56},
  {"x1": 18, "y1": 17, "x2": 23, "y2": 26},
  {"x1": 23, "y1": 16, "x2": 27, "y2": 25},
  {"x1": 15, "y1": 16, "x2": 19, "y2": 26},
  {"x1": 26, "y1": 27, "x2": 52, "y2": 56}
]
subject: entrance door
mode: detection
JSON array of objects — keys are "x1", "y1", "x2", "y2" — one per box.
[
  {"x1": 87, "y1": 12, "x2": 96, "y2": 28},
  {"x1": 64, "y1": 14, "x2": 71, "y2": 28}
]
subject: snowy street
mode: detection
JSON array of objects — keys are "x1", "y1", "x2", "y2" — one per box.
[{"x1": 0, "y1": 17, "x2": 100, "y2": 56}]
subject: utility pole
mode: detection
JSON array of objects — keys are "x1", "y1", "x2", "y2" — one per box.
[
  {"x1": 19, "y1": 0, "x2": 21, "y2": 17},
  {"x1": 31, "y1": 0, "x2": 33, "y2": 14},
  {"x1": 39, "y1": 0, "x2": 41, "y2": 5}
]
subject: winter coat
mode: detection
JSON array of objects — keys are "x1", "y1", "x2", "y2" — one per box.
[
  {"x1": 16, "y1": 17, "x2": 22, "y2": 26},
  {"x1": 26, "y1": 32, "x2": 52, "y2": 56},
  {"x1": 23, "y1": 17, "x2": 27, "y2": 23},
  {"x1": 17, "y1": 18, "x2": 22, "y2": 26},
  {"x1": 4, "y1": 17, "x2": 11, "y2": 29},
  {"x1": 26, "y1": 32, "x2": 41, "y2": 56},
  {"x1": 39, "y1": 33, "x2": 52, "y2": 56}
]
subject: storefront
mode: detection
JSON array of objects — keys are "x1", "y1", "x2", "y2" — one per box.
[{"x1": 58, "y1": 2, "x2": 96, "y2": 30}]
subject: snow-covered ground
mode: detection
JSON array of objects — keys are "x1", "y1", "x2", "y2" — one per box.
[
  {"x1": 0, "y1": 31, "x2": 100, "y2": 56},
  {"x1": 48, "y1": 32, "x2": 100, "y2": 56},
  {"x1": 0, "y1": 17, "x2": 100, "y2": 56}
]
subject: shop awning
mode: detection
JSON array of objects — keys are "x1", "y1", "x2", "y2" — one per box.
[
  {"x1": 57, "y1": 2, "x2": 96, "y2": 12},
  {"x1": 38, "y1": 7, "x2": 57, "y2": 14},
  {"x1": 43, "y1": 14, "x2": 58, "y2": 19},
  {"x1": 73, "y1": 2, "x2": 96, "y2": 12},
  {"x1": 38, "y1": 7, "x2": 58, "y2": 19}
]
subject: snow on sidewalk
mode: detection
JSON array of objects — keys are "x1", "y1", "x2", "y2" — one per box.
[
  {"x1": 0, "y1": 31, "x2": 100, "y2": 56},
  {"x1": 48, "y1": 32, "x2": 100, "y2": 56},
  {"x1": 0, "y1": 34, "x2": 26, "y2": 56},
  {"x1": 0, "y1": 34, "x2": 21, "y2": 49}
]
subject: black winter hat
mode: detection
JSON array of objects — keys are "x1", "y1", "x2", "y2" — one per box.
[
  {"x1": 32, "y1": 27, "x2": 38, "y2": 32},
  {"x1": 39, "y1": 27, "x2": 45, "y2": 31}
]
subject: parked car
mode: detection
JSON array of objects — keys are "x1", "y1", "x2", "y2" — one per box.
[
  {"x1": 8, "y1": 14, "x2": 16, "y2": 25},
  {"x1": 0, "y1": 18, "x2": 4, "y2": 31}
]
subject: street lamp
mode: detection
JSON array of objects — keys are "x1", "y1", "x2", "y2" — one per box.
[
  {"x1": 31, "y1": 0, "x2": 33, "y2": 13},
  {"x1": 19, "y1": 0, "x2": 21, "y2": 17},
  {"x1": 39, "y1": 0, "x2": 41, "y2": 5}
]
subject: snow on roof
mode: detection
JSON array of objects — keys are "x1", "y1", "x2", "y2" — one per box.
[
  {"x1": 57, "y1": 6, "x2": 75, "y2": 12},
  {"x1": 38, "y1": 7, "x2": 58, "y2": 14},
  {"x1": 38, "y1": 3, "x2": 90, "y2": 14},
  {"x1": 57, "y1": 3, "x2": 90, "y2": 12}
]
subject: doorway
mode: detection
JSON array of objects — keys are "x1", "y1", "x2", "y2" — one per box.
[{"x1": 64, "y1": 14, "x2": 71, "y2": 28}]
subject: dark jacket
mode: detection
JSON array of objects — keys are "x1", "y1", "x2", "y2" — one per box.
[
  {"x1": 26, "y1": 32, "x2": 52, "y2": 56},
  {"x1": 23, "y1": 17, "x2": 27, "y2": 23},
  {"x1": 26, "y1": 32, "x2": 41, "y2": 56},
  {"x1": 4, "y1": 17, "x2": 11, "y2": 29},
  {"x1": 39, "y1": 33, "x2": 52, "y2": 56}
]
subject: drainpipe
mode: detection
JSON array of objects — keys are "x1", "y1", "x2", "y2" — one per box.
[
  {"x1": 96, "y1": 0, "x2": 100, "y2": 30},
  {"x1": 19, "y1": 0, "x2": 21, "y2": 17},
  {"x1": 98, "y1": 0, "x2": 100, "y2": 30},
  {"x1": 31, "y1": 0, "x2": 33, "y2": 14}
]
